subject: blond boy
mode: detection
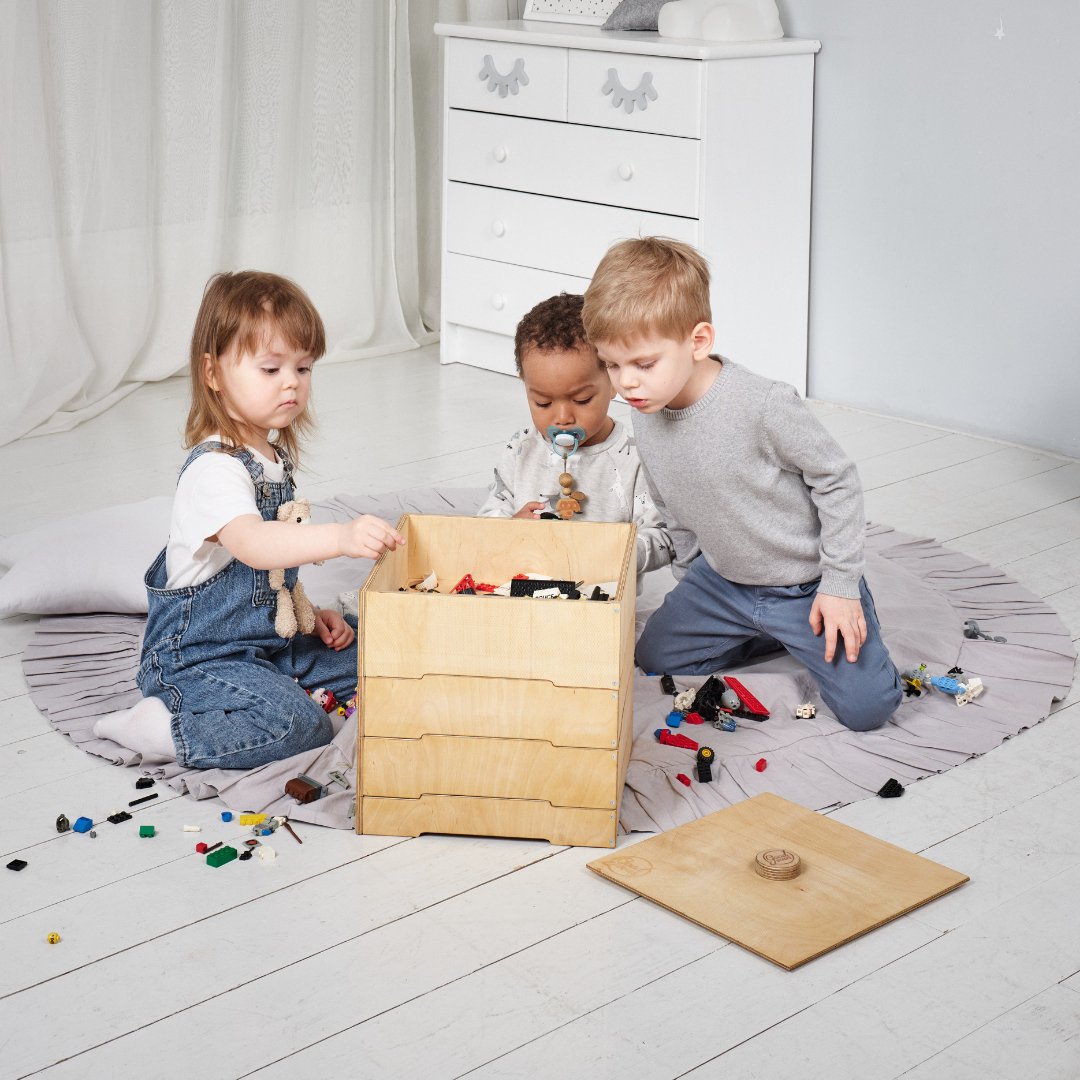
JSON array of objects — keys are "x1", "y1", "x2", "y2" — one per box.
[{"x1": 582, "y1": 239, "x2": 902, "y2": 731}]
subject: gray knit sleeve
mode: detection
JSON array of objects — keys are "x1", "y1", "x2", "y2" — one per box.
[
  {"x1": 640, "y1": 459, "x2": 700, "y2": 580},
  {"x1": 762, "y1": 384, "x2": 865, "y2": 598}
]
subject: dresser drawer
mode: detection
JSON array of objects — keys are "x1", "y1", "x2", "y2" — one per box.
[
  {"x1": 361, "y1": 735, "x2": 620, "y2": 809},
  {"x1": 447, "y1": 110, "x2": 700, "y2": 218},
  {"x1": 443, "y1": 253, "x2": 589, "y2": 337},
  {"x1": 568, "y1": 51, "x2": 703, "y2": 138},
  {"x1": 446, "y1": 183, "x2": 700, "y2": 279},
  {"x1": 446, "y1": 37, "x2": 567, "y2": 121}
]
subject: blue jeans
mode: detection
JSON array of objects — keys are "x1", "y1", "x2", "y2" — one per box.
[
  {"x1": 138, "y1": 442, "x2": 357, "y2": 769},
  {"x1": 636, "y1": 556, "x2": 902, "y2": 732}
]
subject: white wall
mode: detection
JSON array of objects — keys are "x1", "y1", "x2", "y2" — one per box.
[{"x1": 779, "y1": 1, "x2": 1079, "y2": 457}]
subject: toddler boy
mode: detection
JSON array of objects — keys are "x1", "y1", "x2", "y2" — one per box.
[
  {"x1": 478, "y1": 292, "x2": 673, "y2": 575},
  {"x1": 582, "y1": 238, "x2": 902, "y2": 731}
]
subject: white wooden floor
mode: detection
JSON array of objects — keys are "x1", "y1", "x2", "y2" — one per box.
[{"x1": 2, "y1": 345, "x2": 1078, "y2": 1080}]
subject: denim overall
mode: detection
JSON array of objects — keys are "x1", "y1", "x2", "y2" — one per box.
[{"x1": 138, "y1": 442, "x2": 358, "y2": 770}]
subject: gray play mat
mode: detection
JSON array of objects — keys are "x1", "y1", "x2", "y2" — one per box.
[{"x1": 21, "y1": 488, "x2": 1077, "y2": 835}]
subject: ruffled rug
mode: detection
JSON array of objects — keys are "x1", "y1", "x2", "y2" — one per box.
[{"x1": 20, "y1": 489, "x2": 1077, "y2": 835}]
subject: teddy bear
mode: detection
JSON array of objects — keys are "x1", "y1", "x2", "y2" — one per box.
[{"x1": 270, "y1": 498, "x2": 318, "y2": 639}]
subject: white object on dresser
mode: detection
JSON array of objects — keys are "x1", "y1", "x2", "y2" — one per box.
[{"x1": 435, "y1": 20, "x2": 820, "y2": 391}]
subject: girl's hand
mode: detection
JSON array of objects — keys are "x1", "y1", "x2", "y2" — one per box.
[
  {"x1": 338, "y1": 515, "x2": 405, "y2": 559},
  {"x1": 513, "y1": 501, "x2": 546, "y2": 520},
  {"x1": 313, "y1": 609, "x2": 355, "y2": 651}
]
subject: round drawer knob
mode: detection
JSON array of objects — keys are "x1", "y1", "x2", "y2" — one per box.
[
  {"x1": 493, "y1": 145, "x2": 509, "y2": 163},
  {"x1": 618, "y1": 163, "x2": 634, "y2": 181},
  {"x1": 491, "y1": 293, "x2": 506, "y2": 311},
  {"x1": 491, "y1": 220, "x2": 507, "y2": 238}
]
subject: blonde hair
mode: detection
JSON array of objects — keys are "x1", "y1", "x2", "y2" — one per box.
[
  {"x1": 185, "y1": 271, "x2": 326, "y2": 466},
  {"x1": 582, "y1": 237, "x2": 711, "y2": 346}
]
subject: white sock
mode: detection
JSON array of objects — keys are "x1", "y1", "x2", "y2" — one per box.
[{"x1": 93, "y1": 696, "x2": 177, "y2": 764}]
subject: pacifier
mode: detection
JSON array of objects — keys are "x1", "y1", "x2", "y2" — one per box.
[{"x1": 547, "y1": 426, "x2": 586, "y2": 461}]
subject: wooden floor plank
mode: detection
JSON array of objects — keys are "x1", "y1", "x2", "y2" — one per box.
[
  {"x1": 856, "y1": 432, "x2": 999, "y2": 491},
  {"x1": 898, "y1": 985, "x2": 1080, "y2": 1080},
  {"x1": 456, "y1": 915, "x2": 939, "y2": 1080},
  {"x1": 26, "y1": 846, "x2": 627, "y2": 1079},
  {"x1": 250, "y1": 899, "x2": 724, "y2": 1080},
  {"x1": 677, "y1": 864, "x2": 1080, "y2": 1080},
  {"x1": 941, "y1": 498, "x2": 1080, "y2": 568},
  {"x1": 0, "y1": 693, "x2": 54, "y2": 746},
  {"x1": 906, "y1": 775, "x2": 1080, "y2": 933}
]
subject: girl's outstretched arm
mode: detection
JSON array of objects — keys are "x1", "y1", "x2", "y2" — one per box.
[{"x1": 216, "y1": 514, "x2": 405, "y2": 569}]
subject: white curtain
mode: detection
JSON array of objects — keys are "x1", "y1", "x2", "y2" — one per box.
[{"x1": 0, "y1": 0, "x2": 519, "y2": 447}]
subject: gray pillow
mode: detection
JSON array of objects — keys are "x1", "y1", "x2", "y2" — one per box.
[{"x1": 602, "y1": 0, "x2": 668, "y2": 31}]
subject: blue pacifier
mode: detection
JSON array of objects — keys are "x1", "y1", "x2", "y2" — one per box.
[{"x1": 547, "y1": 426, "x2": 586, "y2": 460}]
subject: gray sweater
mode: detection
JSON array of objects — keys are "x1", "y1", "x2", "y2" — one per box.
[
  {"x1": 477, "y1": 421, "x2": 674, "y2": 574},
  {"x1": 631, "y1": 358, "x2": 865, "y2": 599}
]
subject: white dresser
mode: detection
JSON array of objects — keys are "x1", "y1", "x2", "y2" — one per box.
[{"x1": 435, "y1": 19, "x2": 819, "y2": 391}]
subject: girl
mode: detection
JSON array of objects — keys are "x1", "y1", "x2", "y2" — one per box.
[{"x1": 95, "y1": 271, "x2": 403, "y2": 769}]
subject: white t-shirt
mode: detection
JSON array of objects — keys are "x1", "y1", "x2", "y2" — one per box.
[{"x1": 164, "y1": 442, "x2": 286, "y2": 589}]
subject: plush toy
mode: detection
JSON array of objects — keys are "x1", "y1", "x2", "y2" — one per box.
[{"x1": 270, "y1": 498, "x2": 318, "y2": 639}]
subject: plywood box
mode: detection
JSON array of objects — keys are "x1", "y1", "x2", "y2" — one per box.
[{"x1": 357, "y1": 514, "x2": 637, "y2": 848}]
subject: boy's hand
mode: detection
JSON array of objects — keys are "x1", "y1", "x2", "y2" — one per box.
[
  {"x1": 513, "y1": 502, "x2": 546, "y2": 520},
  {"x1": 338, "y1": 515, "x2": 405, "y2": 559},
  {"x1": 809, "y1": 593, "x2": 867, "y2": 663},
  {"x1": 313, "y1": 609, "x2": 355, "y2": 651}
]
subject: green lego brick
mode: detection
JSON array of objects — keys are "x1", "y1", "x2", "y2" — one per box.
[
  {"x1": 139, "y1": 825, "x2": 155, "y2": 838},
  {"x1": 206, "y1": 845, "x2": 238, "y2": 868}
]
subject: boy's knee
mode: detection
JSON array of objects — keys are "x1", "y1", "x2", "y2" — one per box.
[
  {"x1": 831, "y1": 678, "x2": 903, "y2": 732},
  {"x1": 634, "y1": 633, "x2": 665, "y2": 676}
]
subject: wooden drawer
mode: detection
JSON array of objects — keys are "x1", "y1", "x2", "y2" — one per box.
[
  {"x1": 362, "y1": 735, "x2": 621, "y2": 809},
  {"x1": 568, "y1": 51, "x2": 703, "y2": 139},
  {"x1": 362, "y1": 795, "x2": 618, "y2": 848},
  {"x1": 446, "y1": 37, "x2": 567, "y2": 121},
  {"x1": 360, "y1": 515, "x2": 636, "y2": 689},
  {"x1": 447, "y1": 110, "x2": 700, "y2": 218},
  {"x1": 443, "y1": 252, "x2": 588, "y2": 338},
  {"x1": 445, "y1": 183, "x2": 700, "y2": 279},
  {"x1": 364, "y1": 674, "x2": 621, "y2": 748}
]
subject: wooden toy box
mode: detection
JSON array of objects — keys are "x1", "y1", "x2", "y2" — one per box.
[{"x1": 357, "y1": 514, "x2": 637, "y2": 848}]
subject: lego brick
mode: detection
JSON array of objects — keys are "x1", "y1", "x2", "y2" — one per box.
[
  {"x1": 206, "y1": 845, "x2": 238, "y2": 867},
  {"x1": 139, "y1": 825, "x2": 155, "y2": 838},
  {"x1": 285, "y1": 775, "x2": 323, "y2": 803},
  {"x1": 72, "y1": 817, "x2": 93, "y2": 833},
  {"x1": 238, "y1": 813, "x2": 266, "y2": 826}
]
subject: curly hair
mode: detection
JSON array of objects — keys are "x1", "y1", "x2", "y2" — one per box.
[{"x1": 513, "y1": 293, "x2": 599, "y2": 375}]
